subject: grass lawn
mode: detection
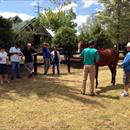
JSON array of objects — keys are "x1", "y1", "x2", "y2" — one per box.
[{"x1": 0, "y1": 65, "x2": 130, "y2": 130}]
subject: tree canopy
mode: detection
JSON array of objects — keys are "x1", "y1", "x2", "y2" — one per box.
[
  {"x1": 97, "y1": 0, "x2": 130, "y2": 46},
  {"x1": 0, "y1": 16, "x2": 14, "y2": 47}
]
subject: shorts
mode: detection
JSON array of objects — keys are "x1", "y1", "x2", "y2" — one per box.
[
  {"x1": 123, "y1": 71, "x2": 130, "y2": 85},
  {"x1": 0, "y1": 64, "x2": 7, "y2": 75},
  {"x1": 24, "y1": 62, "x2": 34, "y2": 70}
]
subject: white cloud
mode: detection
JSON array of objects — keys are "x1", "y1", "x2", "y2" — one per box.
[
  {"x1": 0, "y1": 11, "x2": 34, "y2": 21},
  {"x1": 51, "y1": 2, "x2": 78, "y2": 13},
  {"x1": 74, "y1": 15, "x2": 90, "y2": 27},
  {"x1": 30, "y1": 1, "x2": 38, "y2": 7},
  {"x1": 82, "y1": 0, "x2": 100, "y2": 8},
  {"x1": 61, "y1": 2, "x2": 78, "y2": 12}
]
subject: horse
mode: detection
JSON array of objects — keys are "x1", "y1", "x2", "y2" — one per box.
[{"x1": 78, "y1": 40, "x2": 119, "y2": 88}]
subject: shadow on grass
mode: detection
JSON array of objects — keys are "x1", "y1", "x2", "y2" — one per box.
[
  {"x1": 96, "y1": 84, "x2": 123, "y2": 100},
  {"x1": 0, "y1": 74, "x2": 104, "y2": 107}
]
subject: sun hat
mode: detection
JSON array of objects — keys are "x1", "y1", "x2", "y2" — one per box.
[
  {"x1": 125, "y1": 42, "x2": 130, "y2": 47},
  {"x1": 44, "y1": 42, "x2": 49, "y2": 47}
]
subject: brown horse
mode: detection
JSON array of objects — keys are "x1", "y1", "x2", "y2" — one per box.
[{"x1": 78, "y1": 40, "x2": 119, "y2": 88}]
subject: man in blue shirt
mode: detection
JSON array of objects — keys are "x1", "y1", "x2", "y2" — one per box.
[
  {"x1": 42, "y1": 43, "x2": 51, "y2": 75},
  {"x1": 80, "y1": 40, "x2": 99, "y2": 96},
  {"x1": 120, "y1": 42, "x2": 130, "y2": 97}
]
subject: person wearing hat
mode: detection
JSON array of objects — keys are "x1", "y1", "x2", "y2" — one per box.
[
  {"x1": 42, "y1": 42, "x2": 51, "y2": 75},
  {"x1": 120, "y1": 42, "x2": 130, "y2": 97},
  {"x1": 0, "y1": 45, "x2": 9, "y2": 84},
  {"x1": 22, "y1": 43, "x2": 37, "y2": 78},
  {"x1": 80, "y1": 40, "x2": 99, "y2": 96}
]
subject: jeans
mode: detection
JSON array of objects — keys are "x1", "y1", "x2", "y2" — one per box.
[
  {"x1": 11, "y1": 62, "x2": 20, "y2": 78},
  {"x1": 44, "y1": 58, "x2": 50, "y2": 75},
  {"x1": 52, "y1": 62, "x2": 60, "y2": 75}
]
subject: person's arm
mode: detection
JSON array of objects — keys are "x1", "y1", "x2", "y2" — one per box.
[
  {"x1": 9, "y1": 47, "x2": 18, "y2": 56},
  {"x1": 6, "y1": 52, "x2": 9, "y2": 65},
  {"x1": 95, "y1": 51, "x2": 100, "y2": 62},
  {"x1": 122, "y1": 54, "x2": 130, "y2": 68},
  {"x1": 19, "y1": 48, "x2": 24, "y2": 57},
  {"x1": 42, "y1": 48, "x2": 46, "y2": 57},
  {"x1": 57, "y1": 51, "x2": 61, "y2": 62},
  {"x1": 31, "y1": 49, "x2": 37, "y2": 56},
  {"x1": 80, "y1": 50, "x2": 84, "y2": 58}
]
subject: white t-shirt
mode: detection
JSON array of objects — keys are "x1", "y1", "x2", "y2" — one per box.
[
  {"x1": 0, "y1": 51, "x2": 8, "y2": 64},
  {"x1": 51, "y1": 50, "x2": 61, "y2": 62},
  {"x1": 9, "y1": 47, "x2": 21, "y2": 62}
]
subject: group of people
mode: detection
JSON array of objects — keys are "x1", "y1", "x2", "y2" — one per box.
[
  {"x1": 80, "y1": 40, "x2": 130, "y2": 97},
  {"x1": 42, "y1": 43, "x2": 60, "y2": 75},
  {"x1": 1, "y1": 40, "x2": 130, "y2": 97},
  {"x1": 0, "y1": 42, "x2": 61, "y2": 85}
]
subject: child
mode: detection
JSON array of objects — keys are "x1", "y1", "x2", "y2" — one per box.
[
  {"x1": 0, "y1": 45, "x2": 9, "y2": 84},
  {"x1": 51, "y1": 47, "x2": 60, "y2": 75}
]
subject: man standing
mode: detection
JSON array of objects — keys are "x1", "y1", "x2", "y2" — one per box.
[
  {"x1": 120, "y1": 42, "x2": 130, "y2": 97},
  {"x1": 22, "y1": 43, "x2": 37, "y2": 78},
  {"x1": 42, "y1": 43, "x2": 51, "y2": 75},
  {"x1": 9, "y1": 43, "x2": 23, "y2": 80},
  {"x1": 80, "y1": 40, "x2": 99, "y2": 96}
]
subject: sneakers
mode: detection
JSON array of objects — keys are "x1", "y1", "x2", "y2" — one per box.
[
  {"x1": 89, "y1": 93, "x2": 96, "y2": 96},
  {"x1": 120, "y1": 92, "x2": 129, "y2": 97}
]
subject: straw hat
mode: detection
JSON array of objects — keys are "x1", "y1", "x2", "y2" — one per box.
[{"x1": 125, "y1": 42, "x2": 130, "y2": 47}]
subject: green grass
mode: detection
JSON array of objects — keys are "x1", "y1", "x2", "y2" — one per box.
[{"x1": 0, "y1": 65, "x2": 130, "y2": 130}]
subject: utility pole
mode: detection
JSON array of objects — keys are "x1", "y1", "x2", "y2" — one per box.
[{"x1": 33, "y1": 0, "x2": 43, "y2": 16}]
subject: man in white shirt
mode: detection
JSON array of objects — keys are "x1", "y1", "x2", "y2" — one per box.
[{"x1": 9, "y1": 43, "x2": 23, "y2": 80}]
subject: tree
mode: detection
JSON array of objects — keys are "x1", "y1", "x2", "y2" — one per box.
[
  {"x1": 8, "y1": 16, "x2": 22, "y2": 23},
  {"x1": 97, "y1": 0, "x2": 130, "y2": 48},
  {"x1": 39, "y1": 8, "x2": 76, "y2": 33},
  {"x1": 52, "y1": 26, "x2": 77, "y2": 48},
  {"x1": 0, "y1": 16, "x2": 14, "y2": 48},
  {"x1": 79, "y1": 17, "x2": 113, "y2": 48},
  {"x1": 52, "y1": 26, "x2": 77, "y2": 72},
  {"x1": 39, "y1": 0, "x2": 77, "y2": 49}
]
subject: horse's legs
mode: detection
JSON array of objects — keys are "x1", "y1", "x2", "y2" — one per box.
[
  {"x1": 108, "y1": 64, "x2": 117, "y2": 86},
  {"x1": 108, "y1": 64, "x2": 113, "y2": 84},
  {"x1": 112, "y1": 64, "x2": 117, "y2": 86},
  {"x1": 95, "y1": 66, "x2": 99, "y2": 88}
]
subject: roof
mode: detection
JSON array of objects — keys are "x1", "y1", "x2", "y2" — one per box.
[{"x1": 12, "y1": 18, "x2": 52, "y2": 37}]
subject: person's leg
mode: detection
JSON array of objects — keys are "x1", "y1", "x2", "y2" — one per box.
[
  {"x1": 25, "y1": 63, "x2": 34, "y2": 77},
  {"x1": 11, "y1": 62, "x2": 16, "y2": 80},
  {"x1": 121, "y1": 72, "x2": 130, "y2": 96},
  {"x1": 89, "y1": 65, "x2": 96, "y2": 95},
  {"x1": 44, "y1": 58, "x2": 47, "y2": 75},
  {"x1": 81, "y1": 65, "x2": 88, "y2": 94},
  {"x1": 24, "y1": 63, "x2": 32, "y2": 72},
  {"x1": 16, "y1": 62, "x2": 21, "y2": 78},
  {"x1": 0, "y1": 64, "x2": 4, "y2": 84},
  {"x1": 52, "y1": 63, "x2": 55, "y2": 75},
  {"x1": 57, "y1": 63, "x2": 60, "y2": 75},
  {"x1": 47, "y1": 59, "x2": 50, "y2": 72},
  {"x1": 46, "y1": 58, "x2": 50, "y2": 75}
]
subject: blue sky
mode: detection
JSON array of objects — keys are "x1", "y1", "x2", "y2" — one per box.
[{"x1": 0, "y1": 0, "x2": 102, "y2": 27}]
